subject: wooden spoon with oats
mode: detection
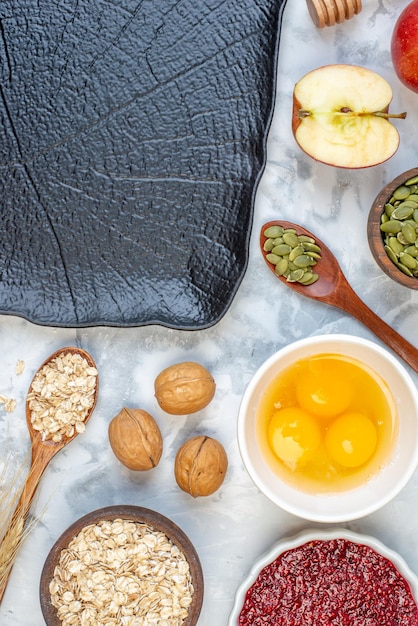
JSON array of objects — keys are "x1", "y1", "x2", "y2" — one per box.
[{"x1": 0, "y1": 346, "x2": 99, "y2": 603}]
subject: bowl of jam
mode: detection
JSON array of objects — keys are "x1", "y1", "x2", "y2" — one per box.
[
  {"x1": 237, "y1": 333, "x2": 418, "y2": 522},
  {"x1": 229, "y1": 528, "x2": 418, "y2": 625}
]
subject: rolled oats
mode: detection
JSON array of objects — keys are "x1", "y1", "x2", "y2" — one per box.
[
  {"x1": 49, "y1": 519, "x2": 194, "y2": 626},
  {"x1": 0, "y1": 395, "x2": 16, "y2": 413},
  {"x1": 15, "y1": 359, "x2": 25, "y2": 375},
  {"x1": 27, "y1": 352, "x2": 98, "y2": 442}
]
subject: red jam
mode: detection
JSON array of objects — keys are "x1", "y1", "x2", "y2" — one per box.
[{"x1": 238, "y1": 538, "x2": 418, "y2": 625}]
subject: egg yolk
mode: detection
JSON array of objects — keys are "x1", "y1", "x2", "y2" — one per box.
[
  {"x1": 325, "y1": 412, "x2": 377, "y2": 468},
  {"x1": 295, "y1": 371, "x2": 352, "y2": 418},
  {"x1": 268, "y1": 407, "x2": 321, "y2": 470}
]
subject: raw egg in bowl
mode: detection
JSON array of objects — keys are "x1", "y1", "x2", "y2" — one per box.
[{"x1": 237, "y1": 334, "x2": 418, "y2": 522}]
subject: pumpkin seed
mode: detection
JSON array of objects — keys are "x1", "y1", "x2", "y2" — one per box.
[
  {"x1": 399, "y1": 252, "x2": 417, "y2": 269},
  {"x1": 272, "y1": 243, "x2": 292, "y2": 256},
  {"x1": 298, "y1": 235, "x2": 316, "y2": 243},
  {"x1": 275, "y1": 258, "x2": 288, "y2": 276},
  {"x1": 397, "y1": 261, "x2": 414, "y2": 277},
  {"x1": 288, "y1": 245, "x2": 305, "y2": 261},
  {"x1": 293, "y1": 254, "x2": 317, "y2": 268},
  {"x1": 393, "y1": 185, "x2": 410, "y2": 200},
  {"x1": 263, "y1": 239, "x2": 275, "y2": 252},
  {"x1": 283, "y1": 232, "x2": 300, "y2": 248},
  {"x1": 298, "y1": 271, "x2": 314, "y2": 284},
  {"x1": 287, "y1": 269, "x2": 305, "y2": 282},
  {"x1": 404, "y1": 245, "x2": 418, "y2": 257},
  {"x1": 266, "y1": 253, "x2": 281, "y2": 265},
  {"x1": 384, "y1": 245, "x2": 398, "y2": 265},
  {"x1": 380, "y1": 220, "x2": 402, "y2": 234},
  {"x1": 388, "y1": 237, "x2": 404, "y2": 255},
  {"x1": 305, "y1": 250, "x2": 321, "y2": 260},
  {"x1": 302, "y1": 242, "x2": 322, "y2": 254},
  {"x1": 406, "y1": 175, "x2": 418, "y2": 185},
  {"x1": 300, "y1": 272, "x2": 319, "y2": 285},
  {"x1": 397, "y1": 231, "x2": 410, "y2": 245},
  {"x1": 402, "y1": 222, "x2": 417, "y2": 244},
  {"x1": 384, "y1": 203, "x2": 395, "y2": 218},
  {"x1": 391, "y1": 204, "x2": 415, "y2": 220},
  {"x1": 264, "y1": 225, "x2": 284, "y2": 238}
]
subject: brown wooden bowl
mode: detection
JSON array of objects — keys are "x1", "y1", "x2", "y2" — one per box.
[
  {"x1": 367, "y1": 167, "x2": 418, "y2": 290},
  {"x1": 40, "y1": 505, "x2": 204, "y2": 626}
]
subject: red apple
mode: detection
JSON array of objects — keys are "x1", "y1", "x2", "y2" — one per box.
[
  {"x1": 292, "y1": 64, "x2": 407, "y2": 169},
  {"x1": 391, "y1": 0, "x2": 418, "y2": 93}
]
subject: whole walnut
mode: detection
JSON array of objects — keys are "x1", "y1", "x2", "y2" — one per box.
[
  {"x1": 154, "y1": 361, "x2": 215, "y2": 415},
  {"x1": 108, "y1": 408, "x2": 163, "y2": 471},
  {"x1": 174, "y1": 435, "x2": 228, "y2": 497}
]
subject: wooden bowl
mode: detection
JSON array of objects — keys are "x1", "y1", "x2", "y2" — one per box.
[
  {"x1": 367, "y1": 167, "x2": 418, "y2": 290},
  {"x1": 40, "y1": 505, "x2": 204, "y2": 626}
]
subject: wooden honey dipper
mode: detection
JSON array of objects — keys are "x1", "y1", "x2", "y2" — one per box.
[{"x1": 306, "y1": 0, "x2": 362, "y2": 27}]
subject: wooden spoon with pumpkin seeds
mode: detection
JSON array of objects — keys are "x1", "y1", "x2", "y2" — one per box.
[{"x1": 260, "y1": 220, "x2": 418, "y2": 373}]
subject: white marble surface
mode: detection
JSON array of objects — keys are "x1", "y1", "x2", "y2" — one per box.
[{"x1": 1, "y1": 0, "x2": 418, "y2": 624}]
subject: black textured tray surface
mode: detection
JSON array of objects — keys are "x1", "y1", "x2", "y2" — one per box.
[{"x1": 0, "y1": 0, "x2": 287, "y2": 328}]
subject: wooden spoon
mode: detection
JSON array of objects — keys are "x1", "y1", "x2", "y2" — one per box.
[
  {"x1": 260, "y1": 220, "x2": 418, "y2": 373},
  {"x1": 0, "y1": 346, "x2": 99, "y2": 603}
]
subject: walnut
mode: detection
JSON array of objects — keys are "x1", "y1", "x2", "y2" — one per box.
[
  {"x1": 108, "y1": 408, "x2": 163, "y2": 471},
  {"x1": 174, "y1": 435, "x2": 228, "y2": 497},
  {"x1": 154, "y1": 362, "x2": 216, "y2": 415}
]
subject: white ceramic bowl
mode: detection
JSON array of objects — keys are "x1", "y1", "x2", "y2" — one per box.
[
  {"x1": 237, "y1": 334, "x2": 418, "y2": 522},
  {"x1": 228, "y1": 528, "x2": 418, "y2": 624}
]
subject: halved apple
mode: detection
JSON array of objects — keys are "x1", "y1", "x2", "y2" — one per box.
[{"x1": 292, "y1": 64, "x2": 407, "y2": 169}]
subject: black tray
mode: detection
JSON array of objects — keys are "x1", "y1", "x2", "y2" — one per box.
[{"x1": 0, "y1": 0, "x2": 287, "y2": 328}]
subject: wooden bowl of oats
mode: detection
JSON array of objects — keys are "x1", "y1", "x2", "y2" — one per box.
[{"x1": 40, "y1": 505, "x2": 204, "y2": 626}]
